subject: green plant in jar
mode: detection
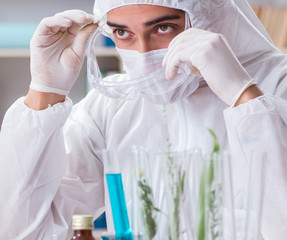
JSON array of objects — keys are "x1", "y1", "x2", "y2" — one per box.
[
  {"x1": 137, "y1": 171, "x2": 160, "y2": 240},
  {"x1": 197, "y1": 129, "x2": 222, "y2": 240},
  {"x1": 162, "y1": 105, "x2": 185, "y2": 240}
]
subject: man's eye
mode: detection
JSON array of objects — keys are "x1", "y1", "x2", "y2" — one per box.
[
  {"x1": 157, "y1": 25, "x2": 173, "y2": 34},
  {"x1": 114, "y1": 30, "x2": 130, "y2": 39}
]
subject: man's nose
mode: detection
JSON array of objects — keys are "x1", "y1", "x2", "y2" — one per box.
[{"x1": 137, "y1": 37, "x2": 155, "y2": 53}]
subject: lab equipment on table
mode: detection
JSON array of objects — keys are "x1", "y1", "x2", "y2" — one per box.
[
  {"x1": 244, "y1": 152, "x2": 266, "y2": 240},
  {"x1": 129, "y1": 130, "x2": 237, "y2": 240},
  {"x1": 130, "y1": 146, "x2": 197, "y2": 240},
  {"x1": 101, "y1": 150, "x2": 133, "y2": 240},
  {"x1": 71, "y1": 215, "x2": 96, "y2": 240},
  {"x1": 99, "y1": 137, "x2": 266, "y2": 239}
]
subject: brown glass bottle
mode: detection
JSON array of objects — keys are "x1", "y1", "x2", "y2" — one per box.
[{"x1": 71, "y1": 215, "x2": 96, "y2": 240}]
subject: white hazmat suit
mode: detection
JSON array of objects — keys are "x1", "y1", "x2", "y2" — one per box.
[{"x1": 1, "y1": 0, "x2": 287, "y2": 239}]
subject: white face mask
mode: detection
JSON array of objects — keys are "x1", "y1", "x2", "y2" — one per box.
[
  {"x1": 115, "y1": 47, "x2": 200, "y2": 104},
  {"x1": 117, "y1": 48, "x2": 166, "y2": 78}
]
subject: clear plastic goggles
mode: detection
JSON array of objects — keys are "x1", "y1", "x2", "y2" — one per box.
[{"x1": 87, "y1": 13, "x2": 199, "y2": 103}]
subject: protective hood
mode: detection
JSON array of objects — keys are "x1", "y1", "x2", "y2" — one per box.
[
  {"x1": 93, "y1": 0, "x2": 275, "y2": 62},
  {"x1": 91, "y1": 0, "x2": 287, "y2": 103}
]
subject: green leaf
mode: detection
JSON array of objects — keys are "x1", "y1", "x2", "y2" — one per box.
[
  {"x1": 208, "y1": 129, "x2": 220, "y2": 153},
  {"x1": 197, "y1": 164, "x2": 207, "y2": 240},
  {"x1": 138, "y1": 178, "x2": 158, "y2": 239},
  {"x1": 196, "y1": 129, "x2": 220, "y2": 240}
]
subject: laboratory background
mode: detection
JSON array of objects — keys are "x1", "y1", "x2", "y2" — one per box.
[
  {"x1": 0, "y1": 0, "x2": 286, "y2": 126},
  {"x1": 0, "y1": 0, "x2": 122, "y2": 126}
]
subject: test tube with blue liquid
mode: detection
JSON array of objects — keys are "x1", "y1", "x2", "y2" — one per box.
[{"x1": 102, "y1": 149, "x2": 133, "y2": 240}]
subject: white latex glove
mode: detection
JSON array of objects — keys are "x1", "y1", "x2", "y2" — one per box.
[
  {"x1": 30, "y1": 10, "x2": 97, "y2": 95},
  {"x1": 162, "y1": 28, "x2": 255, "y2": 106}
]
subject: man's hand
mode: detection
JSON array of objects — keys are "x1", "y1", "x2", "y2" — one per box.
[
  {"x1": 25, "y1": 10, "x2": 98, "y2": 110},
  {"x1": 30, "y1": 10, "x2": 97, "y2": 96},
  {"x1": 163, "y1": 28, "x2": 262, "y2": 106}
]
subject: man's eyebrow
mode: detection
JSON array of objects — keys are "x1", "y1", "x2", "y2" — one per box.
[
  {"x1": 106, "y1": 21, "x2": 128, "y2": 29},
  {"x1": 106, "y1": 15, "x2": 182, "y2": 29},
  {"x1": 144, "y1": 15, "x2": 182, "y2": 26}
]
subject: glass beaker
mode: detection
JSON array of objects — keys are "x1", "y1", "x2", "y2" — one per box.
[
  {"x1": 101, "y1": 149, "x2": 133, "y2": 240},
  {"x1": 130, "y1": 146, "x2": 197, "y2": 240},
  {"x1": 244, "y1": 151, "x2": 266, "y2": 240},
  {"x1": 129, "y1": 146, "x2": 161, "y2": 240},
  {"x1": 196, "y1": 151, "x2": 236, "y2": 240}
]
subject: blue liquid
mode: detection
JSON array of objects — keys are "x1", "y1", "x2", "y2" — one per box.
[{"x1": 106, "y1": 173, "x2": 132, "y2": 239}]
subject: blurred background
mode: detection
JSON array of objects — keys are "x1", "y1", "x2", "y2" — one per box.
[
  {"x1": 0, "y1": 0, "x2": 287, "y2": 125},
  {"x1": 0, "y1": 0, "x2": 121, "y2": 126}
]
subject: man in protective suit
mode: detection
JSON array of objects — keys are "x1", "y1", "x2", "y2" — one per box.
[{"x1": 1, "y1": 0, "x2": 287, "y2": 239}]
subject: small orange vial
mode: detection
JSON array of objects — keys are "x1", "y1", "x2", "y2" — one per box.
[{"x1": 71, "y1": 215, "x2": 96, "y2": 240}]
